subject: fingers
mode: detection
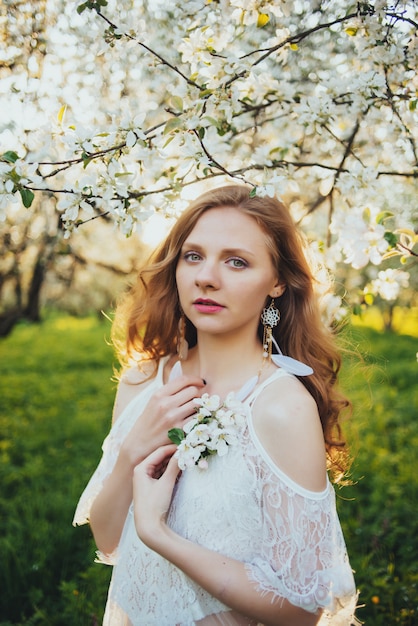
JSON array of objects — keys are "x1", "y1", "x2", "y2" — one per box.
[
  {"x1": 164, "y1": 374, "x2": 206, "y2": 396},
  {"x1": 138, "y1": 444, "x2": 178, "y2": 475},
  {"x1": 164, "y1": 453, "x2": 181, "y2": 483},
  {"x1": 133, "y1": 445, "x2": 180, "y2": 493},
  {"x1": 127, "y1": 377, "x2": 206, "y2": 464},
  {"x1": 152, "y1": 377, "x2": 205, "y2": 428}
]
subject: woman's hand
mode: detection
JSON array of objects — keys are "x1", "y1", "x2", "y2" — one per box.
[
  {"x1": 120, "y1": 375, "x2": 205, "y2": 470},
  {"x1": 133, "y1": 445, "x2": 180, "y2": 547}
]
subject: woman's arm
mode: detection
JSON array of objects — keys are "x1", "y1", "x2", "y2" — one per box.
[
  {"x1": 89, "y1": 373, "x2": 205, "y2": 556},
  {"x1": 133, "y1": 447, "x2": 320, "y2": 626}
]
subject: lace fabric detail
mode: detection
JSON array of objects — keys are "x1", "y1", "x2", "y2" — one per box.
[
  {"x1": 74, "y1": 359, "x2": 358, "y2": 625},
  {"x1": 72, "y1": 360, "x2": 166, "y2": 563},
  {"x1": 242, "y1": 435, "x2": 356, "y2": 620}
]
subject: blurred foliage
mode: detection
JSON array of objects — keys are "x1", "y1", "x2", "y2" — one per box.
[
  {"x1": 338, "y1": 318, "x2": 418, "y2": 626},
  {"x1": 0, "y1": 311, "x2": 417, "y2": 624}
]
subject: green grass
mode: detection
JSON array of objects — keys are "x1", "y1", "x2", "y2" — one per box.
[
  {"x1": 0, "y1": 314, "x2": 115, "y2": 625},
  {"x1": 338, "y1": 325, "x2": 418, "y2": 625},
  {"x1": 0, "y1": 313, "x2": 417, "y2": 625}
]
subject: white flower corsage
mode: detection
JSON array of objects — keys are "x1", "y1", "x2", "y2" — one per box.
[{"x1": 168, "y1": 392, "x2": 247, "y2": 470}]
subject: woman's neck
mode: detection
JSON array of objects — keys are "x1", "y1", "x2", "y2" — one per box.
[{"x1": 183, "y1": 333, "x2": 265, "y2": 397}]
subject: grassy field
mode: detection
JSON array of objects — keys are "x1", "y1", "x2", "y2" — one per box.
[{"x1": 0, "y1": 311, "x2": 417, "y2": 625}]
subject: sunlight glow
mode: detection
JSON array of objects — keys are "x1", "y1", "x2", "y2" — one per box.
[{"x1": 140, "y1": 213, "x2": 175, "y2": 248}]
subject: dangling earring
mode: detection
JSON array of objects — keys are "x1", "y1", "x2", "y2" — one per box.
[
  {"x1": 262, "y1": 299, "x2": 314, "y2": 376},
  {"x1": 176, "y1": 312, "x2": 189, "y2": 361},
  {"x1": 261, "y1": 299, "x2": 280, "y2": 363}
]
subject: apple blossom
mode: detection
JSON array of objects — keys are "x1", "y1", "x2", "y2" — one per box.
[
  {"x1": 0, "y1": 0, "x2": 416, "y2": 314},
  {"x1": 366, "y1": 268, "x2": 410, "y2": 301}
]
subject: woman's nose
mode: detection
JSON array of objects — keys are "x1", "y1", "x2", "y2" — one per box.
[{"x1": 194, "y1": 260, "x2": 220, "y2": 289}]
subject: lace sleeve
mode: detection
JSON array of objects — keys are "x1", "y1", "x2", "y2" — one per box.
[
  {"x1": 72, "y1": 372, "x2": 161, "y2": 527},
  {"x1": 244, "y1": 460, "x2": 358, "y2": 623},
  {"x1": 72, "y1": 429, "x2": 119, "y2": 528}
]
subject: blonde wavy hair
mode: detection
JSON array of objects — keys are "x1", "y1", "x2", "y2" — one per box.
[{"x1": 112, "y1": 184, "x2": 351, "y2": 478}]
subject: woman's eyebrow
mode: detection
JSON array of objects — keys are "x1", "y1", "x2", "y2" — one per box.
[{"x1": 182, "y1": 242, "x2": 256, "y2": 258}]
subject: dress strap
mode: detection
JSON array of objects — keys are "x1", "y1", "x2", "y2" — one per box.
[
  {"x1": 158, "y1": 356, "x2": 167, "y2": 374},
  {"x1": 245, "y1": 367, "x2": 293, "y2": 406},
  {"x1": 168, "y1": 358, "x2": 182, "y2": 382},
  {"x1": 167, "y1": 360, "x2": 293, "y2": 406}
]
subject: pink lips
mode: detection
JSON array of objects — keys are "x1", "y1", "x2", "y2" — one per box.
[{"x1": 193, "y1": 299, "x2": 224, "y2": 314}]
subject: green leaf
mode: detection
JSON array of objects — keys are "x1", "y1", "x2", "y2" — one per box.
[
  {"x1": 81, "y1": 152, "x2": 92, "y2": 169},
  {"x1": 170, "y1": 96, "x2": 183, "y2": 112},
  {"x1": 163, "y1": 117, "x2": 183, "y2": 135},
  {"x1": 376, "y1": 210, "x2": 394, "y2": 224},
  {"x1": 2, "y1": 150, "x2": 19, "y2": 163},
  {"x1": 19, "y1": 188, "x2": 35, "y2": 208},
  {"x1": 202, "y1": 116, "x2": 218, "y2": 127},
  {"x1": 199, "y1": 89, "x2": 213, "y2": 98},
  {"x1": 384, "y1": 231, "x2": 398, "y2": 248},
  {"x1": 362, "y1": 207, "x2": 371, "y2": 222},
  {"x1": 168, "y1": 428, "x2": 185, "y2": 446},
  {"x1": 162, "y1": 134, "x2": 175, "y2": 148},
  {"x1": 249, "y1": 187, "x2": 257, "y2": 198}
]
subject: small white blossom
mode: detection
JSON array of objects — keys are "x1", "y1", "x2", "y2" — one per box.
[
  {"x1": 366, "y1": 268, "x2": 409, "y2": 301},
  {"x1": 253, "y1": 169, "x2": 286, "y2": 199},
  {"x1": 14, "y1": 160, "x2": 43, "y2": 187},
  {"x1": 194, "y1": 393, "x2": 222, "y2": 413},
  {"x1": 169, "y1": 392, "x2": 247, "y2": 470},
  {"x1": 176, "y1": 440, "x2": 206, "y2": 470},
  {"x1": 296, "y1": 94, "x2": 334, "y2": 134},
  {"x1": 330, "y1": 207, "x2": 389, "y2": 270}
]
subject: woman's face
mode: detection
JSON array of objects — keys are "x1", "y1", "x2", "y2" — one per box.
[{"x1": 176, "y1": 206, "x2": 284, "y2": 341}]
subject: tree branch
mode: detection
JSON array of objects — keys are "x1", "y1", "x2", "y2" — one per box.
[{"x1": 95, "y1": 9, "x2": 203, "y2": 91}]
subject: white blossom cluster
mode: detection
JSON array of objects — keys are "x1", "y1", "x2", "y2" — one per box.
[
  {"x1": 168, "y1": 392, "x2": 247, "y2": 470},
  {"x1": 365, "y1": 268, "x2": 410, "y2": 302},
  {"x1": 329, "y1": 206, "x2": 390, "y2": 270},
  {"x1": 0, "y1": 0, "x2": 416, "y2": 306}
]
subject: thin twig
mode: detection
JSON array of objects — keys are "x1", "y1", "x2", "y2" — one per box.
[{"x1": 95, "y1": 9, "x2": 203, "y2": 91}]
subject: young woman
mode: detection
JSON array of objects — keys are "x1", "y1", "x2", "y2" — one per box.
[{"x1": 74, "y1": 184, "x2": 358, "y2": 625}]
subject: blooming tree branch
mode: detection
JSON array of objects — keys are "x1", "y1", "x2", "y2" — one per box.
[{"x1": 0, "y1": 0, "x2": 417, "y2": 310}]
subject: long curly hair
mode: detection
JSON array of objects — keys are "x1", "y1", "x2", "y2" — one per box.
[{"x1": 112, "y1": 184, "x2": 351, "y2": 478}]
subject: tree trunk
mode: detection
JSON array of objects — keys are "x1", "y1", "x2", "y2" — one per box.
[
  {"x1": 383, "y1": 304, "x2": 395, "y2": 332},
  {"x1": 23, "y1": 255, "x2": 45, "y2": 322},
  {"x1": 0, "y1": 307, "x2": 22, "y2": 337}
]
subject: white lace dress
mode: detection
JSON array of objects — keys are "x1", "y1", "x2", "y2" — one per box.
[{"x1": 74, "y1": 357, "x2": 358, "y2": 626}]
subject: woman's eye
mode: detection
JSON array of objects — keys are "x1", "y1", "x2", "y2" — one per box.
[
  {"x1": 184, "y1": 251, "x2": 202, "y2": 262},
  {"x1": 228, "y1": 257, "x2": 247, "y2": 269}
]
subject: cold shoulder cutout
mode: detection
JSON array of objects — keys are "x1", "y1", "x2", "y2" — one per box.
[{"x1": 247, "y1": 369, "x2": 327, "y2": 493}]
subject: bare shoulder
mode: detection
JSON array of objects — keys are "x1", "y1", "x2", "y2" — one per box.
[
  {"x1": 252, "y1": 374, "x2": 327, "y2": 492},
  {"x1": 112, "y1": 361, "x2": 157, "y2": 424}
]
